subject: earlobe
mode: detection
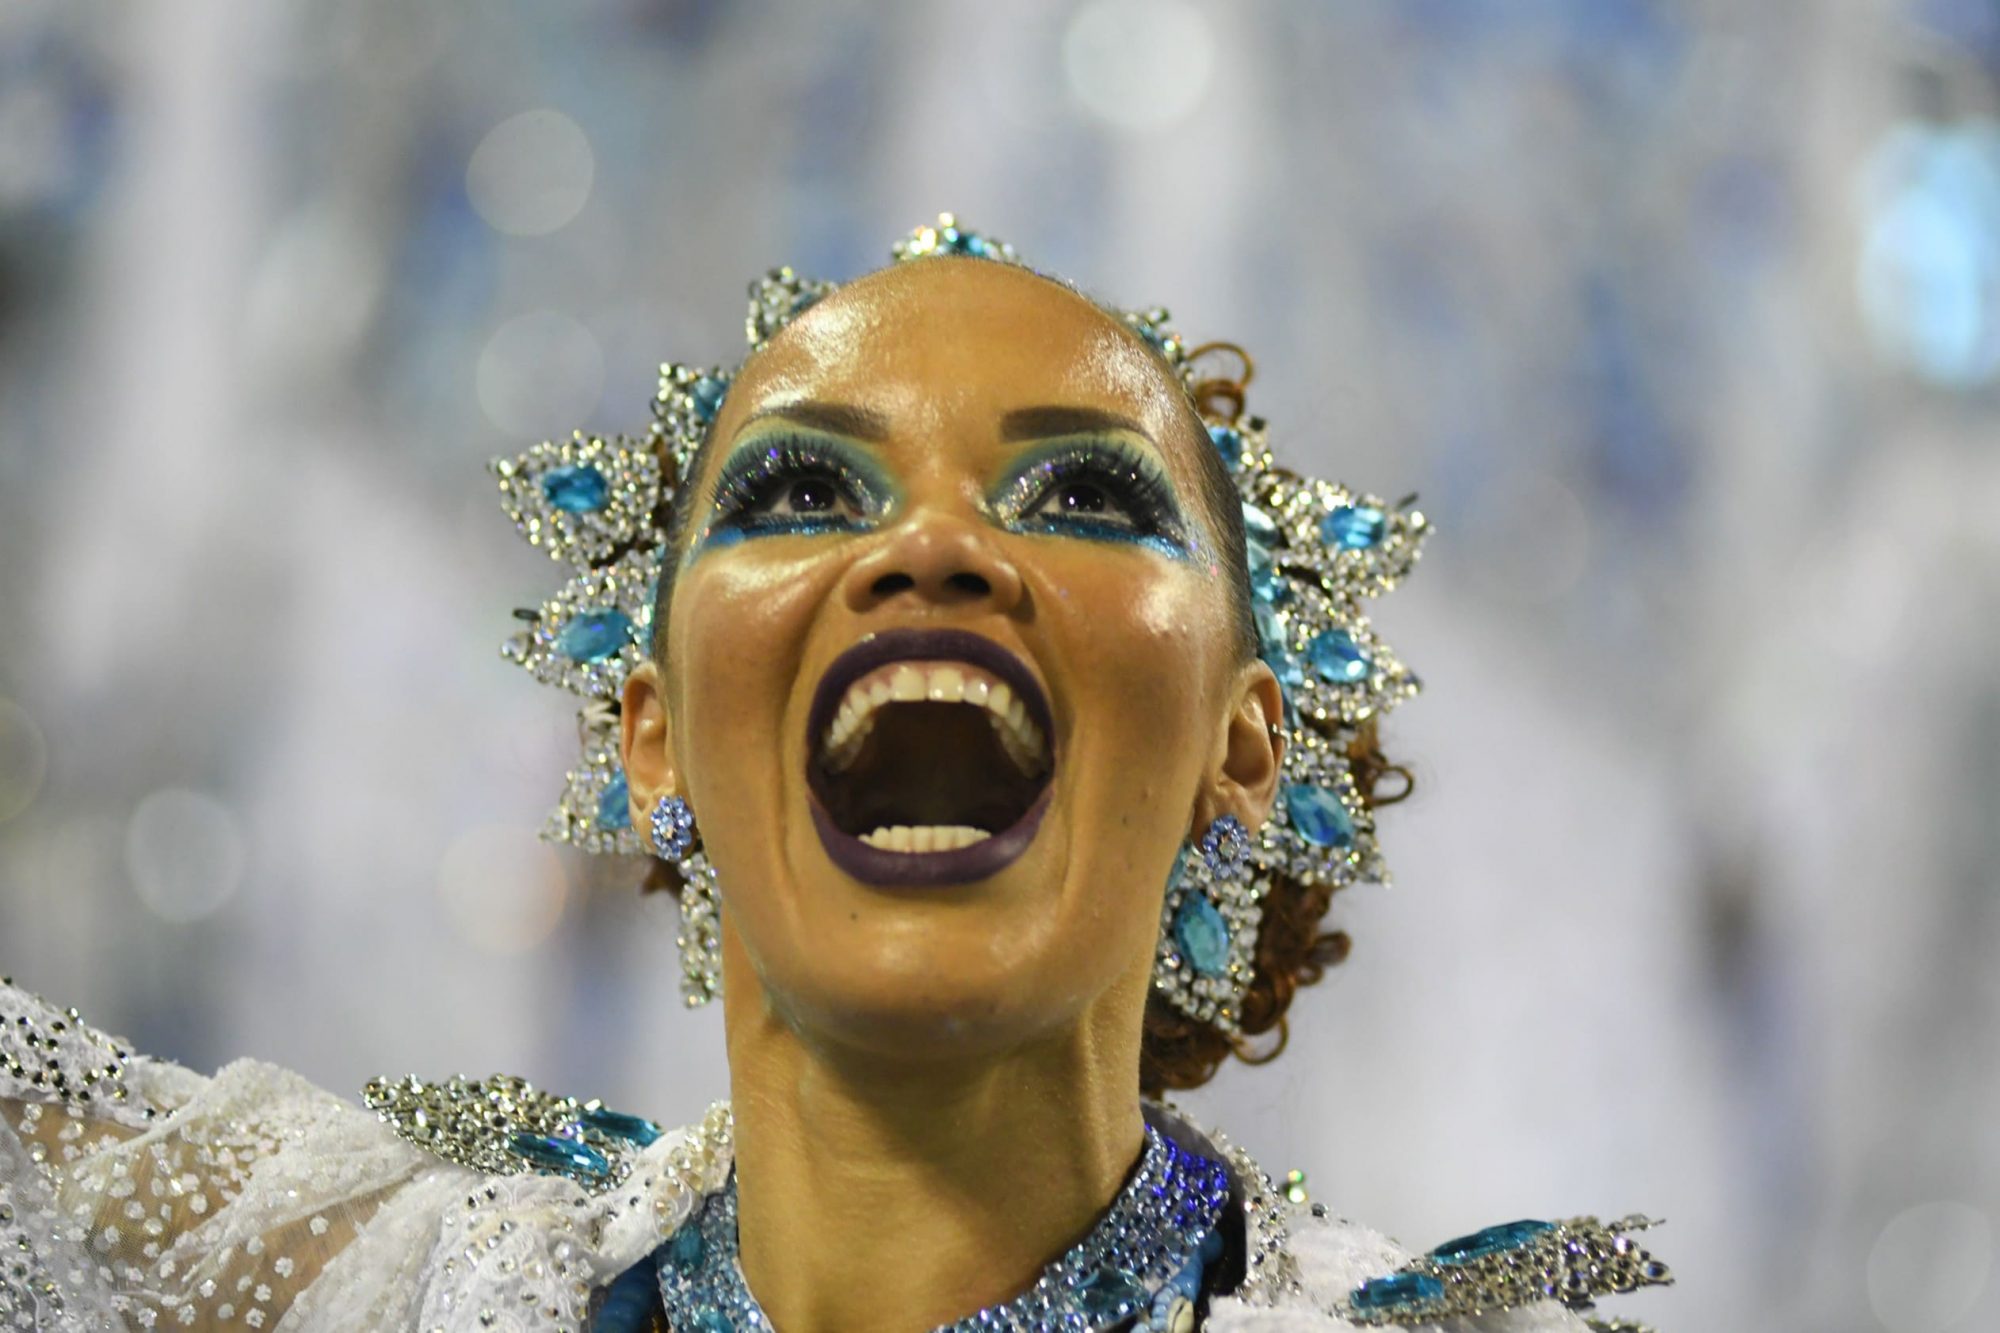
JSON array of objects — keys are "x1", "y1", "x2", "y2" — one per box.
[{"x1": 619, "y1": 660, "x2": 684, "y2": 821}]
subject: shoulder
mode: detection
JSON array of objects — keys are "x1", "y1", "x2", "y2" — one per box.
[
  {"x1": 0, "y1": 975, "x2": 719, "y2": 1331},
  {"x1": 1184, "y1": 1109, "x2": 1671, "y2": 1332},
  {"x1": 1209, "y1": 1206, "x2": 1669, "y2": 1330}
]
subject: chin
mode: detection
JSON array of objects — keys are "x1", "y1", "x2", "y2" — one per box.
[{"x1": 743, "y1": 908, "x2": 1108, "y2": 1064}]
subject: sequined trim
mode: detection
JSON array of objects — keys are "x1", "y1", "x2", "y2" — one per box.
[{"x1": 0, "y1": 976, "x2": 151, "y2": 1125}]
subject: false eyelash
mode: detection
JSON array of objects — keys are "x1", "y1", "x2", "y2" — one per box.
[
  {"x1": 994, "y1": 439, "x2": 1190, "y2": 551},
  {"x1": 706, "y1": 435, "x2": 886, "y2": 535}
]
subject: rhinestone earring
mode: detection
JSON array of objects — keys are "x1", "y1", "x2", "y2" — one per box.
[
  {"x1": 1153, "y1": 814, "x2": 1265, "y2": 1032},
  {"x1": 649, "y1": 795, "x2": 721, "y2": 1008}
]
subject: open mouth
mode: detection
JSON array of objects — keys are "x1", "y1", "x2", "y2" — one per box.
[{"x1": 805, "y1": 628, "x2": 1056, "y2": 887}]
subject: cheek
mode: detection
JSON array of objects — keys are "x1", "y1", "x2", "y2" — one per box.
[{"x1": 668, "y1": 550, "x2": 839, "y2": 804}]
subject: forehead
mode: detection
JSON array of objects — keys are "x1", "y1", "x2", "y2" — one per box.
[{"x1": 721, "y1": 260, "x2": 1190, "y2": 441}]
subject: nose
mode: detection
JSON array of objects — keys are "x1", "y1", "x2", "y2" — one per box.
[{"x1": 840, "y1": 508, "x2": 1025, "y2": 616}]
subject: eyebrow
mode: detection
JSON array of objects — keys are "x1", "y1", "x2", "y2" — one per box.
[{"x1": 734, "y1": 401, "x2": 1154, "y2": 446}]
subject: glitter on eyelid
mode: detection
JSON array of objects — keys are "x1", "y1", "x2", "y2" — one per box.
[{"x1": 988, "y1": 437, "x2": 1193, "y2": 560}]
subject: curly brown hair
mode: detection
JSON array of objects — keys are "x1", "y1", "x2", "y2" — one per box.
[{"x1": 636, "y1": 284, "x2": 1412, "y2": 1096}]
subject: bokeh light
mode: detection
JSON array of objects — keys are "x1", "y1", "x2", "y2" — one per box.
[
  {"x1": 435, "y1": 824, "x2": 569, "y2": 956},
  {"x1": 465, "y1": 108, "x2": 595, "y2": 238},
  {"x1": 0, "y1": 698, "x2": 48, "y2": 823},
  {"x1": 1062, "y1": 0, "x2": 1215, "y2": 132},
  {"x1": 125, "y1": 788, "x2": 246, "y2": 924},
  {"x1": 476, "y1": 310, "x2": 605, "y2": 439},
  {"x1": 1867, "y1": 1200, "x2": 1993, "y2": 1333},
  {"x1": 1859, "y1": 120, "x2": 2000, "y2": 387}
]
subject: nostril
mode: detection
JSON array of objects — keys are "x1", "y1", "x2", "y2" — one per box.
[
  {"x1": 871, "y1": 572, "x2": 917, "y2": 597},
  {"x1": 946, "y1": 572, "x2": 990, "y2": 596}
]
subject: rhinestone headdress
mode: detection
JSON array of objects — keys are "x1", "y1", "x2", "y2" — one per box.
[{"x1": 492, "y1": 215, "x2": 1429, "y2": 1025}]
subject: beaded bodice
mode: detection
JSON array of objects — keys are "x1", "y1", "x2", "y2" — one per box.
[{"x1": 0, "y1": 977, "x2": 1668, "y2": 1331}]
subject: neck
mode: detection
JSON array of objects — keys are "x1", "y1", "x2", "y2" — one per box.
[{"x1": 723, "y1": 996, "x2": 1146, "y2": 1333}]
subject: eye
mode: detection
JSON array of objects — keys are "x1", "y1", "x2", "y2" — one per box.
[
  {"x1": 708, "y1": 437, "x2": 885, "y2": 537},
  {"x1": 999, "y1": 440, "x2": 1185, "y2": 549}
]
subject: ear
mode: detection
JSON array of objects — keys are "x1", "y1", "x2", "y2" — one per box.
[
  {"x1": 1194, "y1": 658, "x2": 1284, "y2": 834},
  {"x1": 619, "y1": 659, "x2": 684, "y2": 826}
]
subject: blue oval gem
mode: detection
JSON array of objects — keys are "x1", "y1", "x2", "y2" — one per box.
[
  {"x1": 507, "y1": 1131, "x2": 610, "y2": 1179},
  {"x1": 689, "y1": 376, "x2": 728, "y2": 425},
  {"x1": 1350, "y1": 1271, "x2": 1444, "y2": 1314},
  {"x1": 1307, "y1": 629, "x2": 1371, "y2": 684},
  {"x1": 1075, "y1": 1267, "x2": 1148, "y2": 1319},
  {"x1": 1429, "y1": 1218, "x2": 1555, "y2": 1265},
  {"x1": 1210, "y1": 424, "x2": 1243, "y2": 470},
  {"x1": 595, "y1": 770, "x2": 631, "y2": 832},
  {"x1": 540, "y1": 464, "x2": 610, "y2": 514},
  {"x1": 556, "y1": 609, "x2": 636, "y2": 663},
  {"x1": 1321, "y1": 503, "x2": 1386, "y2": 550},
  {"x1": 1285, "y1": 785, "x2": 1354, "y2": 849},
  {"x1": 580, "y1": 1105, "x2": 661, "y2": 1146},
  {"x1": 1173, "y1": 892, "x2": 1231, "y2": 977}
]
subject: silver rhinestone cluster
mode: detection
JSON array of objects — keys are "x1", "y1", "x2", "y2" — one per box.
[
  {"x1": 1341, "y1": 1214, "x2": 1673, "y2": 1326},
  {"x1": 361, "y1": 1072, "x2": 646, "y2": 1192}
]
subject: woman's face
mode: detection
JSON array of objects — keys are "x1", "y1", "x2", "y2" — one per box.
[{"x1": 625, "y1": 258, "x2": 1279, "y2": 1061}]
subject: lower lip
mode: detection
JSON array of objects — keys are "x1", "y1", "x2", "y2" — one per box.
[{"x1": 807, "y1": 785, "x2": 1054, "y2": 888}]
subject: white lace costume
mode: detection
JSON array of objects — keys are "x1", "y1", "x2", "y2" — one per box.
[{"x1": 1, "y1": 980, "x2": 1658, "y2": 1331}]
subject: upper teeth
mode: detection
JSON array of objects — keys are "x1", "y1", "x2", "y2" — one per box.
[{"x1": 823, "y1": 660, "x2": 1049, "y2": 776}]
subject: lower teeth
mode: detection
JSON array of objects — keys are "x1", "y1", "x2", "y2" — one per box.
[{"x1": 858, "y1": 824, "x2": 993, "y2": 853}]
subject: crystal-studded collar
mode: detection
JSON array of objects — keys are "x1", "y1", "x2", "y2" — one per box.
[{"x1": 656, "y1": 1114, "x2": 1233, "y2": 1332}]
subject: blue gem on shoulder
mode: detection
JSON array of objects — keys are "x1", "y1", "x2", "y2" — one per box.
[
  {"x1": 581, "y1": 1104, "x2": 662, "y2": 1147},
  {"x1": 1429, "y1": 1217, "x2": 1555, "y2": 1265},
  {"x1": 507, "y1": 1131, "x2": 611, "y2": 1180},
  {"x1": 1350, "y1": 1271, "x2": 1444, "y2": 1314}
]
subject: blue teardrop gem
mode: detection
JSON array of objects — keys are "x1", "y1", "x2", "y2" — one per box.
[
  {"x1": 1285, "y1": 785, "x2": 1354, "y2": 849},
  {"x1": 1210, "y1": 424, "x2": 1243, "y2": 470},
  {"x1": 595, "y1": 771, "x2": 631, "y2": 832},
  {"x1": 1247, "y1": 540, "x2": 1287, "y2": 605},
  {"x1": 1307, "y1": 629, "x2": 1371, "y2": 684},
  {"x1": 689, "y1": 376, "x2": 728, "y2": 425},
  {"x1": 1253, "y1": 604, "x2": 1303, "y2": 688},
  {"x1": 1350, "y1": 1271, "x2": 1444, "y2": 1314},
  {"x1": 1429, "y1": 1219, "x2": 1555, "y2": 1265},
  {"x1": 1173, "y1": 893, "x2": 1231, "y2": 977},
  {"x1": 1241, "y1": 503, "x2": 1278, "y2": 548},
  {"x1": 507, "y1": 1132, "x2": 610, "y2": 1179},
  {"x1": 1321, "y1": 504, "x2": 1386, "y2": 550},
  {"x1": 540, "y1": 464, "x2": 610, "y2": 514},
  {"x1": 1075, "y1": 1267, "x2": 1149, "y2": 1319},
  {"x1": 580, "y1": 1105, "x2": 661, "y2": 1146},
  {"x1": 557, "y1": 609, "x2": 636, "y2": 663}
]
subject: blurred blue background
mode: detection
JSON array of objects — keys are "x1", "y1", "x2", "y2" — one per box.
[{"x1": 3, "y1": 2, "x2": 1997, "y2": 1329}]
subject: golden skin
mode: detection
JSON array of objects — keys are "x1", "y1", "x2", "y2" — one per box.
[{"x1": 620, "y1": 258, "x2": 1283, "y2": 1331}]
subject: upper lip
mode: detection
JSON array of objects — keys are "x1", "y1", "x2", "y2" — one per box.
[{"x1": 805, "y1": 627, "x2": 1057, "y2": 766}]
